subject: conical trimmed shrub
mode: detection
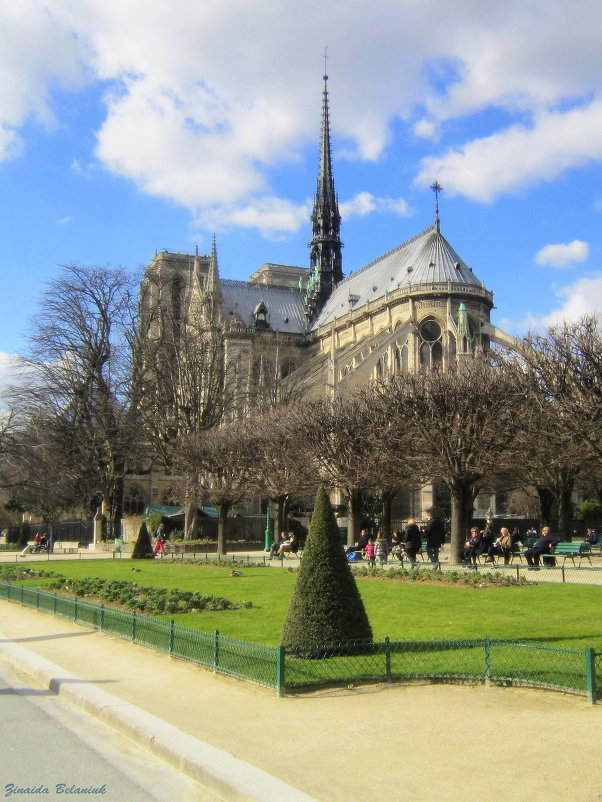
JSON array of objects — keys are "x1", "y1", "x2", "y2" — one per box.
[
  {"x1": 281, "y1": 486, "x2": 372, "y2": 650},
  {"x1": 132, "y1": 521, "x2": 153, "y2": 559}
]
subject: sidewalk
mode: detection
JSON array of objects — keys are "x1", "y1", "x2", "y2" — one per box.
[{"x1": 0, "y1": 600, "x2": 601, "y2": 801}]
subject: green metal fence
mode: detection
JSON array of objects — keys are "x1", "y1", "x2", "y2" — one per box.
[
  {"x1": 0, "y1": 582, "x2": 280, "y2": 690},
  {"x1": 0, "y1": 581, "x2": 598, "y2": 702},
  {"x1": 283, "y1": 637, "x2": 596, "y2": 698}
]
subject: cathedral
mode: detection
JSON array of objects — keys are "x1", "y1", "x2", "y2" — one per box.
[{"x1": 123, "y1": 73, "x2": 514, "y2": 528}]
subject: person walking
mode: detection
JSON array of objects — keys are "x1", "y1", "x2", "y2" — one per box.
[
  {"x1": 152, "y1": 524, "x2": 167, "y2": 556},
  {"x1": 424, "y1": 508, "x2": 445, "y2": 564},
  {"x1": 403, "y1": 519, "x2": 421, "y2": 564}
]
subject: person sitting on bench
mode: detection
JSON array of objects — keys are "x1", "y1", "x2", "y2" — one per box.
[
  {"x1": 345, "y1": 529, "x2": 369, "y2": 557},
  {"x1": 524, "y1": 526, "x2": 556, "y2": 566}
]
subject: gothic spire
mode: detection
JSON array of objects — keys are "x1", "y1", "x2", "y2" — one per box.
[
  {"x1": 206, "y1": 234, "x2": 221, "y2": 297},
  {"x1": 304, "y1": 59, "x2": 343, "y2": 323}
]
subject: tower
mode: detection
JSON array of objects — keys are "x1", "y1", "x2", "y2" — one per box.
[{"x1": 304, "y1": 70, "x2": 343, "y2": 323}]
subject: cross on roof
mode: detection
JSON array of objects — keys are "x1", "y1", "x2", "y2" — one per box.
[{"x1": 430, "y1": 180, "x2": 443, "y2": 227}]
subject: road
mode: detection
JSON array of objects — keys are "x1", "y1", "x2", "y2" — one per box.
[{"x1": 0, "y1": 661, "x2": 219, "y2": 801}]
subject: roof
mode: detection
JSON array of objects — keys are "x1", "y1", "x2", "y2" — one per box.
[
  {"x1": 313, "y1": 224, "x2": 491, "y2": 329},
  {"x1": 220, "y1": 281, "x2": 306, "y2": 334}
]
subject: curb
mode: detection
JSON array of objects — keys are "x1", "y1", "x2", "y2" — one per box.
[{"x1": 0, "y1": 634, "x2": 316, "y2": 802}]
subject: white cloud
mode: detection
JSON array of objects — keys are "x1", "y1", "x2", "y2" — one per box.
[
  {"x1": 413, "y1": 120, "x2": 438, "y2": 140},
  {"x1": 0, "y1": 353, "x2": 19, "y2": 393},
  {"x1": 339, "y1": 192, "x2": 412, "y2": 220},
  {"x1": 196, "y1": 197, "x2": 311, "y2": 236},
  {"x1": 4, "y1": 0, "x2": 602, "y2": 231},
  {"x1": 415, "y1": 100, "x2": 602, "y2": 202},
  {"x1": 543, "y1": 275, "x2": 602, "y2": 328},
  {"x1": 500, "y1": 274, "x2": 602, "y2": 334},
  {"x1": 535, "y1": 240, "x2": 589, "y2": 268}
]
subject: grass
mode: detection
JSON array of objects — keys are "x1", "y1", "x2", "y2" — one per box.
[{"x1": 13, "y1": 558, "x2": 602, "y2": 652}]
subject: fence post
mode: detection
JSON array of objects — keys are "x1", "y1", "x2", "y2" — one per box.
[
  {"x1": 169, "y1": 620, "x2": 175, "y2": 656},
  {"x1": 53, "y1": 593, "x2": 57, "y2": 615},
  {"x1": 131, "y1": 611, "x2": 137, "y2": 642},
  {"x1": 385, "y1": 637, "x2": 392, "y2": 683},
  {"x1": 100, "y1": 604, "x2": 105, "y2": 631},
  {"x1": 561, "y1": 566, "x2": 565, "y2": 583},
  {"x1": 585, "y1": 648, "x2": 596, "y2": 705},
  {"x1": 276, "y1": 645, "x2": 285, "y2": 697},
  {"x1": 36, "y1": 588, "x2": 40, "y2": 610},
  {"x1": 213, "y1": 630, "x2": 220, "y2": 672},
  {"x1": 73, "y1": 598, "x2": 78, "y2": 622},
  {"x1": 484, "y1": 638, "x2": 491, "y2": 685}
]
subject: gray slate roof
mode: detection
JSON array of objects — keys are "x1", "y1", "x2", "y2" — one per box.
[
  {"x1": 314, "y1": 223, "x2": 488, "y2": 328},
  {"x1": 220, "y1": 280, "x2": 306, "y2": 334}
]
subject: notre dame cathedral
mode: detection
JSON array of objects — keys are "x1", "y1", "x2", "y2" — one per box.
[{"x1": 123, "y1": 73, "x2": 513, "y2": 528}]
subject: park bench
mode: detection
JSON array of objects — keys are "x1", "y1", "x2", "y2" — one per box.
[{"x1": 542, "y1": 542, "x2": 593, "y2": 567}]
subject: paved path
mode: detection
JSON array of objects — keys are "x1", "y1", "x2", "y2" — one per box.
[
  {"x1": 0, "y1": 600, "x2": 601, "y2": 801},
  {"x1": 3, "y1": 547, "x2": 602, "y2": 586}
]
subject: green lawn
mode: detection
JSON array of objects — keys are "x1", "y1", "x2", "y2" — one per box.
[{"x1": 15, "y1": 558, "x2": 602, "y2": 650}]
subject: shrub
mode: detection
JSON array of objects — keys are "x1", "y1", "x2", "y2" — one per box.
[
  {"x1": 132, "y1": 521, "x2": 153, "y2": 559},
  {"x1": 281, "y1": 486, "x2": 373, "y2": 650}
]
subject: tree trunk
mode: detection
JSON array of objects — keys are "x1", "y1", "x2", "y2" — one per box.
[
  {"x1": 558, "y1": 470, "x2": 575, "y2": 540},
  {"x1": 184, "y1": 499, "x2": 198, "y2": 540},
  {"x1": 449, "y1": 479, "x2": 477, "y2": 563},
  {"x1": 274, "y1": 495, "x2": 286, "y2": 540},
  {"x1": 282, "y1": 495, "x2": 291, "y2": 534},
  {"x1": 110, "y1": 474, "x2": 124, "y2": 539},
  {"x1": 347, "y1": 487, "x2": 362, "y2": 546},
  {"x1": 536, "y1": 486, "x2": 556, "y2": 529},
  {"x1": 217, "y1": 502, "x2": 230, "y2": 554},
  {"x1": 380, "y1": 489, "x2": 396, "y2": 539}
]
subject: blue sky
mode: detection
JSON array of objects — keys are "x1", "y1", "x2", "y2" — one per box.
[{"x1": 2, "y1": 0, "x2": 602, "y2": 385}]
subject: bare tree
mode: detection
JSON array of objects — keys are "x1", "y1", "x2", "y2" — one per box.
[
  {"x1": 175, "y1": 422, "x2": 256, "y2": 554},
  {"x1": 283, "y1": 394, "x2": 392, "y2": 545},
  {"x1": 245, "y1": 409, "x2": 319, "y2": 539},
  {"x1": 9, "y1": 264, "x2": 140, "y2": 536},
  {"x1": 379, "y1": 359, "x2": 522, "y2": 562},
  {"x1": 2, "y1": 416, "x2": 80, "y2": 540},
  {"x1": 516, "y1": 316, "x2": 602, "y2": 463},
  {"x1": 134, "y1": 268, "x2": 237, "y2": 537}
]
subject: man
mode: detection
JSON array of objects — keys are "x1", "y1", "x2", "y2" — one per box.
[
  {"x1": 345, "y1": 528, "x2": 370, "y2": 557},
  {"x1": 269, "y1": 531, "x2": 288, "y2": 558},
  {"x1": 524, "y1": 526, "x2": 556, "y2": 567},
  {"x1": 584, "y1": 527, "x2": 599, "y2": 546},
  {"x1": 424, "y1": 508, "x2": 445, "y2": 564}
]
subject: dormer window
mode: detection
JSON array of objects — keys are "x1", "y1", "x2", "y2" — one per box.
[{"x1": 253, "y1": 300, "x2": 270, "y2": 330}]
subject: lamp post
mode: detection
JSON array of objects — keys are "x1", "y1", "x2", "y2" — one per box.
[{"x1": 264, "y1": 499, "x2": 273, "y2": 551}]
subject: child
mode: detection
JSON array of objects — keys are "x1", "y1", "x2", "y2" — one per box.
[{"x1": 364, "y1": 538, "x2": 376, "y2": 566}]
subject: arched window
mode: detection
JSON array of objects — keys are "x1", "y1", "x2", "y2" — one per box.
[
  {"x1": 123, "y1": 485, "x2": 146, "y2": 516},
  {"x1": 161, "y1": 487, "x2": 179, "y2": 506},
  {"x1": 419, "y1": 318, "x2": 443, "y2": 370},
  {"x1": 394, "y1": 343, "x2": 408, "y2": 374}
]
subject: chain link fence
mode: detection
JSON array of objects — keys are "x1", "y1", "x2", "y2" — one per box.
[
  {"x1": 283, "y1": 637, "x2": 593, "y2": 697},
  {"x1": 0, "y1": 581, "x2": 598, "y2": 701}
]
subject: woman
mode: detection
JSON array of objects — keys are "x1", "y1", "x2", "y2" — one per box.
[
  {"x1": 403, "y1": 519, "x2": 421, "y2": 564},
  {"x1": 390, "y1": 530, "x2": 403, "y2": 560},
  {"x1": 277, "y1": 533, "x2": 296, "y2": 558},
  {"x1": 462, "y1": 527, "x2": 482, "y2": 564},
  {"x1": 485, "y1": 527, "x2": 512, "y2": 564}
]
